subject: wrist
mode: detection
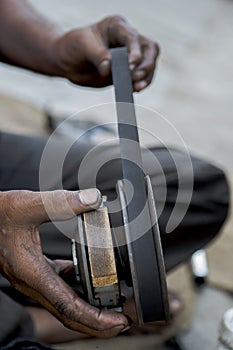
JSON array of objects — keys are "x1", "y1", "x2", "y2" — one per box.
[
  {"x1": 38, "y1": 28, "x2": 66, "y2": 77},
  {"x1": 47, "y1": 33, "x2": 67, "y2": 77}
]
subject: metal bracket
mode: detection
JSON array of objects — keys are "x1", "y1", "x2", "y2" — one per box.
[
  {"x1": 72, "y1": 176, "x2": 169, "y2": 324},
  {"x1": 73, "y1": 203, "x2": 120, "y2": 308}
]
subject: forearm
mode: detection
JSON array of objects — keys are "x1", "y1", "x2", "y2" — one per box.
[
  {"x1": 0, "y1": 0, "x2": 63, "y2": 75},
  {"x1": 0, "y1": 3, "x2": 159, "y2": 90}
]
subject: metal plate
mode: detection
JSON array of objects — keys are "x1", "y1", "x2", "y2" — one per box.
[{"x1": 74, "y1": 205, "x2": 120, "y2": 307}]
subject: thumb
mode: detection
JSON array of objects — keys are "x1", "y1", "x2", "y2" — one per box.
[
  {"x1": 98, "y1": 58, "x2": 111, "y2": 76},
  {"x1": 84, "y1": 27, "x2": 111, "y2": 76},
  {"x1": 88, "y1": 47, "x2": 111, "y2": 77},
  {"x1": 13, "y1": 188, "x2": 102, "y2": 225},
  {"x1": 38, "y1": 188, "x2": 102, "y2": 224}
]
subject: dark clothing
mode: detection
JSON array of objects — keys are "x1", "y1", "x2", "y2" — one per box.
[
  {"x1": 0, "y1": 292, "x2": 34, "y2": 345},
  {"x1": 0, "y1": 338, "x2": 53, "y2": 350},
  {"x1": 0, "y1": 131, "x2": 230, "y2": 343}
]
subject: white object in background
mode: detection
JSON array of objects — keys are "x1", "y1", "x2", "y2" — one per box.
[
  {"x1": 219, "y1": 308, "x2": 233, "y2": 349},
  {"x1": 190, "y1": 249, "x2": 208, "y2": 285}
]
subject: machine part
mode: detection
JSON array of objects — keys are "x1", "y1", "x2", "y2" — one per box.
[
  {"x1": 111, "y1": 47, "x2": 169, "y2": 324},
  {"x1": 117, "y1": 176, "x2": 169, "y2": 325},
  {"x1": 73, "y1": 203, "x2": 120, "y2": 308},
  {"x1": 72, "y1": 47, "x2": 169, "y2": 324},
  {"x1": 190, "y1": 249, "x2": 208, "y2": 286},
  {"x1": 146, "y1": 175, "x2": 170, "y2": 321}
]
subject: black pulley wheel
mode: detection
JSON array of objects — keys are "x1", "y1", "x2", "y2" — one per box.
[{"x1": 111, "y1": 47, "x2": 169, "y2": 324}]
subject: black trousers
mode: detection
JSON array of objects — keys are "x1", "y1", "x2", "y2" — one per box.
[
  {"x1": 0, "y1": 131, "x2": 229, "y2": 267},
  {"x1": 0, "y1": 131, "x2": 230, "y2": 342}
]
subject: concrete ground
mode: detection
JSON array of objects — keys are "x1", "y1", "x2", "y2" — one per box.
[
  {"x1": 0, "y1": 0, "x2": 232, "y2": 173},
  {"x1": 0, "y1": 0, "x2": 233, "y2": 349}
]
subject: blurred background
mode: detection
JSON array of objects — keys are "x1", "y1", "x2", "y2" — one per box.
[{"x1": 0, "y1": 0, "x2": 232, "y2": 349}]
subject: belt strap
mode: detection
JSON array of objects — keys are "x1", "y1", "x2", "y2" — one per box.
[{"x1": 111, "y1": 47, "x2": 168, "y2": 323}]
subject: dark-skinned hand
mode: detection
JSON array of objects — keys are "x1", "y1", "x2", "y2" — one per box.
[
  {"x1": 0, "y1": 188, "x2": 130, "y2": 338},
  {"x1": 54, "y1": 15, "x2": 159, "y2": 91}
]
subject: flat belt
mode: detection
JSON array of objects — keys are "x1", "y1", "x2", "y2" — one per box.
[{"x1": 111, "y1": 47, "x2": 169, "y2": 323}]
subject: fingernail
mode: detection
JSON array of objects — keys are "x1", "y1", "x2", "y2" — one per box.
[
  {"x1": 78, "y1": 189, "x2": 101, "y2": 207},
  {"x1": 130, "y1": 63, "x2": 136, "y2": 71},
  {"x1": 134, "y1": 80, "x2": 147, "y2": 91},
  {"x1": 99, "y1": 60, "x2": 110, "y2": 76},
  {"x1": 120, "y1": 325, "x2": 131, "y2": 333},
  {"x1": 133, "y1": 69, "x2": 145, "y2": 80},
  {"x1": 113, "y1": 324, "x2": 130, "y2": 334}
]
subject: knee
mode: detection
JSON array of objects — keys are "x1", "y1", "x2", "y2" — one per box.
[
  {"x1": 191, "y1": 159, "x2": 230, "y2": 231},
  {"x1": 160, "y1": 156, "x2": 230, "y2": 270}
]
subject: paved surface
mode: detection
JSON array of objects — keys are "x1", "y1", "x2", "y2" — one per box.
[
  {"x1": 0, "y1": 0, "x2": 232, "y2": 171},
  {"x1": 0, "y1": 0, "x2": 233, "y2": 349}
]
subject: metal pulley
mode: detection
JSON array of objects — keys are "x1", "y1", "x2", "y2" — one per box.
[{"x1": 72, "y1": 47, "x2": 169, "y2": 324}]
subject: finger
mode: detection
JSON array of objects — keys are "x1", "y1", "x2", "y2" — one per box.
[
  {"x1": 4, "y1": 230, "x2": 129, "y2": 337},
  {"x1": 39, "y1": 188, "x2": 102, "y2": 223},
  {"x1": 121, "y1": 28, "x2": 142, "y2": 70},
  {"x1": 135, "y1": 37, "x2": 160, "y2": 72},
  {"x1": 44, "y1": 257, "x2": 74, "y2": 275},
  {"x1": 13, "y1": 254, "x2": 130, "y2": 338},
  {"x1": 126, "y1": 34, "x2": 142, "y2": 71},
  {"x1": 67, "y1": 70, "x2": 112, "y2": 87},
  {"x1": 5, "y1": 188, "x2": 102, "y2": 225},
  {"x1": 83, "y1": 26, "x2": 111, "y2": 77},
  {"x1": 106, "y1": 16, "x2": 142, "y2": 70},
  {"x1": 88, "y1": 19, "x2": 142, "y2": 76},
  {"x1": 133, "y1": 70, "x2": 154, "y2": 91},
  {"x1": 132, "y1": 38, "x2": 159, "y2": 90}
]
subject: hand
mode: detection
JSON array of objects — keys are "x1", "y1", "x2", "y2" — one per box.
[
  {"x1": 0, "y1": 188, "x2": 129, "y2": 338},
  {"x1": 54, "y1": 16, "x2": 159, "y2": 91}
]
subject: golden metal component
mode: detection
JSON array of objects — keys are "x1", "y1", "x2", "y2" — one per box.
[{"x1": 83, "y1": 207, "x2": 118, "y2": 288}]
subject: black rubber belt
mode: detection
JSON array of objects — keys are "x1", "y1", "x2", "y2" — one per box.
[{"x1": 111, "y1": 47, "x2": 166, "y2": 323}]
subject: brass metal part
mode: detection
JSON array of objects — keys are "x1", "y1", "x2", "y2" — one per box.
[{"x1": 83, "y1": 206, "x2": 118, "y2": 288}]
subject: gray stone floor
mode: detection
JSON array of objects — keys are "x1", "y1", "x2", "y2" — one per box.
[
  {"x1": 0, "y1": 0, "x2": 232, "y2": 172},
  {"x1": 0, "y1": 0, "x2": 233, "y2": 349},
  {"x1": 182, "y1": 287, "x2": 233, "y2": 349}
]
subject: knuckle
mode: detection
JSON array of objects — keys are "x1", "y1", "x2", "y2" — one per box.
[
  {"x1": 130, "y1": 53, "x2": 142, "y2": 65},
  {"x1": 95, "y1": 311, "x2": 116, "y2": 332},
  {"x1": 100, "y1": 15, "x2": 126, "y2": 29},
  {"x1": 106, "y1": 15, "x2": 134, "y2": 36},
  {"x1": 127, "y1": 30, "x2": 139, "y2": 41},
  {"x1": 47, "y1": 190, "x2": 72, "y2": 219},
  {"x1": 153, "y1": 41, "x2": 160, "y2": 55},
  {"x1": 4, "y1": 190, "x2": 22, "y2": 207},
  {"x1": 54, "y1": 299, "x2": 75, "y2": 319},
  {"x1": 95, "y1": 322, "x2": 108, "y2": 332},
  {"x1": 146, "y1": 40, "x2": 160, "y2": 57},
  {"x1": 109, "y1": 15, "x2": 127, "y2": 24},
  {"x1": 68, "y1": 189, "x2": 84, "y2": 207},
  {"x1": 2, "y1": 190, "x2": 30, "y2": 216},
  {"x1": 145, "y1": 61, "x2": 156, "y2": 72},
  {"x1": 141, "y1": 36, "x2": 160, "y2": 55}
]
